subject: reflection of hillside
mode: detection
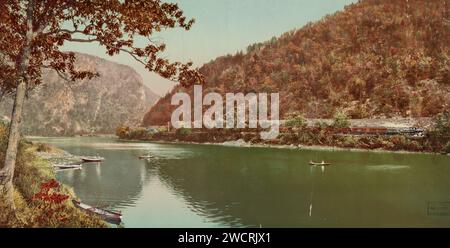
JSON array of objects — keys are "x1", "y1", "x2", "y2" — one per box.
[
  {"x1": 48, "y1": 137, "x2": 450, "y2": 227},
  {"x1": 152, "y1": 145, "x2": 450, "y2": 227},
  {"x1": 152, "y1": 146, "x2": 315, "y2": 227},
  {"x1": 57, "y1": 147, "x2": 151, "y2": 209}
]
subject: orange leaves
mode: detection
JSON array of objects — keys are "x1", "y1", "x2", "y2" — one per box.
[
  {"x1": 143, "y1": 0, "x2": 449, "y2": 125},
  {"x1": 1, "y1": 0, "x2": 203, "y2": 91},
  {"x1": 31, "y1": 179, "x2": 71, "y2": 226}
]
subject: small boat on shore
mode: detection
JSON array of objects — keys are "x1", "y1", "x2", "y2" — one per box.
[
  {"x1": 309, "y1": 160, "x2": 331, "y2": 166},
  {"x1": 72, "y1": 200, "x2": 122, "y2": 224},
  {"x1": 81, "y1": 156, "x2": 105, "y2": 163},
  {"x1": 54, "y1": 163, "x2": 82, "y2": 170}
]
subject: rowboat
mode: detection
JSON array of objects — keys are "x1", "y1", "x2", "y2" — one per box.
[
  {"x1": 72, "y1": 200, "x2": 122, "y2": 224},
  {"x1": 139, "y1": 155, "x2": 154, "y2": 159},
  {"x1": 309, "y1": 161, "x2": 331, "y2": 166},
  {"x1": 54, "y1": 163, "x2": 82, "y2": 170},
  {"x1": 81, "y1": 156, "x2": 105, "y2": 163}
]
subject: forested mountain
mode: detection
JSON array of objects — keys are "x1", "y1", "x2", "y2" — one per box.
[
  {"x1": 0, "y1": 53, "x2": 159, "y2": 136},
  {"x1": 144, "y1": 0, "x2": 450, "y2": 126}
]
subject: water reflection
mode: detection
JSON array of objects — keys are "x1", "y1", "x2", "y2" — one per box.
[
  {"x1": 30, "y1": 137, "x2": 450, "y2": 227},
  {"x1": 57, "y1": 150, "x2": 147, "y2": 208},
  {"x1": 148, "y1": 145, "x2": 450, "y2": 227}
]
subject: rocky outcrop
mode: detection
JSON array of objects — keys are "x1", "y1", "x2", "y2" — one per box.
[{"x1": 0, "y1": 52, "x2": 159, "y2": 136}]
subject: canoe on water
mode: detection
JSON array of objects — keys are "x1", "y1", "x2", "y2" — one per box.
[
  {"x1": 81, "y1": 156, "x2": 105, "y2": 163},
  {"x1": 139, "y1": 155, "x2": 154, "y2": 159},
  {"x1": 72, "y1": 200, "x2": 122, "y2": 224},
  {"x1": 309, "y1": 161, "x2": 331, "y2": 166}
]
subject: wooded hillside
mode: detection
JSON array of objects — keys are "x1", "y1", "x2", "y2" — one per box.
[{"x1": 144, "y1": 0, "x2": 450, "y2": 126}]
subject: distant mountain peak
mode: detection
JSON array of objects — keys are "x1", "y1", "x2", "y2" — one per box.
[{"x1": 0, "y1": 53, "x2": 160, "y2": 136}]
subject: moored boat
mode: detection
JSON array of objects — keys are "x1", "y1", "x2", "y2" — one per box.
[
  {"x1": 54, "y1": 163, "x2": 82, "y2": 170},
  {"x1": 81, "y1": 156, "x2": 105, "y2": 163},
  {"x1": 72, "y1": 200, "x2": 122, "y2": 224}
]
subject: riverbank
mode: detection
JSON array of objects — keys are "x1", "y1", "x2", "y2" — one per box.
[
  {"x1": 117, "y1": 114, "x2": 450, "y2": 154},
  {"x1": 33, "y1": 143, "x2": 87, "y2": 165},
  {"x1": 126, "y1": 137, "x2": 448, "y2": 156},
  {"x1": 26, "y1": 133, "x2": 116, "y2": 139},
  {"x1": 121, "y1": 134, "x2": 450, "y2": 154},
  {"x1": 0, "y1": 132, "x2": 106, "y2": 227},
  {"x1": 118, "y1": 127, "x2": 450, "y2": 155}
]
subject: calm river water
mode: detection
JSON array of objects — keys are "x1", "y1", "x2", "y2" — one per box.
[{"x1": 31, "y1": 136, "x2": 450, "y2": 227}]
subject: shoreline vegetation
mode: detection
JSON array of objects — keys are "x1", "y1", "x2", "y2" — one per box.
[
  {"x1": 121, "y1": 138, "x2": 448, "y2": 156},
  {"x1": 117, "y1": 113, "x2": 450, "y2": 155},
  {"x1": 0, "y1": 123, "x2": 106, "y2": 227}
]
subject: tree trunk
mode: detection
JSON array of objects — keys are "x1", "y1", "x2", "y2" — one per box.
[
  {"x1": 0, "y1": 0, "x2": 34, "y2": 211},
  {"x1": 0, "y1": 81, "x2": 27, "y2": 209}
]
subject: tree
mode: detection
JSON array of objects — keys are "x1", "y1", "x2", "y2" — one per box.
[
  {"x1": 332, "y1": 111, "x2": 350, "y2": 128},
  {"x1": 0, "y1": 0, "x2": 204, "y2": 210},
  {"x1": 433, "y1": 111, "x2": 450, "y2": 139}
]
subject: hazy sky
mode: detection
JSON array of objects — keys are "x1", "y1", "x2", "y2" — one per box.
[{"x1": 63, "y1": 0, "x2": 358, "y2": 96}]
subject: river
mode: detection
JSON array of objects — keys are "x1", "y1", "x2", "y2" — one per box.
[{"x1": 30, "y1": 136, "x2": 450, "y2": 227}]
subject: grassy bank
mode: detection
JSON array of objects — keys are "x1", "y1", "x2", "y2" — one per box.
[{"x1": 0, "y1": 124, "x2": 106, "y2": 227}]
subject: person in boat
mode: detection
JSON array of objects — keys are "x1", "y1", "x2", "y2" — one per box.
[{"x1": 309, "y1": 160, "x2": 330, "y2": 165}]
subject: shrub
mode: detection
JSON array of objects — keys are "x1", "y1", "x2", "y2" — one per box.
[
  {"x1": 390, "y1": 135, "x2": 411, "y2": 150},
  {"x1": 426, "y1": 112, "x2": 450, "y2": 152},
  {"x1": 285, "y1": 115, "x2": 307, "y2": 128},
  {"x1": 157, "y1": 126, "x2": 169, "y2": 132},
  {"x1": 368, "y1": 137, "x2": 385, "y2": 149},
  {"x1": 433, "y1": 112, "x2": 450, "y2": 138},
  {"x1": 443, "y1": 141, "x2": 450, "y2": 154},
  {"x1": 115, "y1": 124, "x2": 130, "y2": 139},
  {"x1": 332, "y1": 112, "x2": 350, "y2": 128},
  {"x1": 341, "y1": 136, "x2": 357, "y2": 148},
  {"x1": 280, "y1": 133, "x2": 298, "y2": 144},
  {"x1": 348, "y1": 104, "x2": 369, "y2": 119},
  {"x1": 36, "y1": 143, "x2": 52, "y2": 153},
  {"x1": 31, "y1": 179, "x2": 70, "y2": 227},
  {"x1": 315, "y1": 121, "x2": 330, "y2": 129},
  {"x1": 176, "y1": 127, "x2": 192, "y2": 136},
  {"x1": 314, "y1": 129, "x2": 326, "y2": 143},
  {"x1": 297, "y1": 131, "x2": 313, "y2": 144},
  {"x1": 381, "y1": 139, "x2": 395, "y2": 150},
  {"x1": 128, "y1": 127, "x2": 150, "y2": 140},
  {"x1": 408, "y1": 140, "x2": 422, "y2": 152}
]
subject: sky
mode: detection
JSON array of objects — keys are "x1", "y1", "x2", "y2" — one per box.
[{"x1": 62, "y1": 0, "x2": 358, "y2": 96}]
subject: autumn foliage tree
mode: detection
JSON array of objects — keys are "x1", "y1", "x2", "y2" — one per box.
[{"x1": 0, "y1": 0, "x2": 203, "y2": 210}]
